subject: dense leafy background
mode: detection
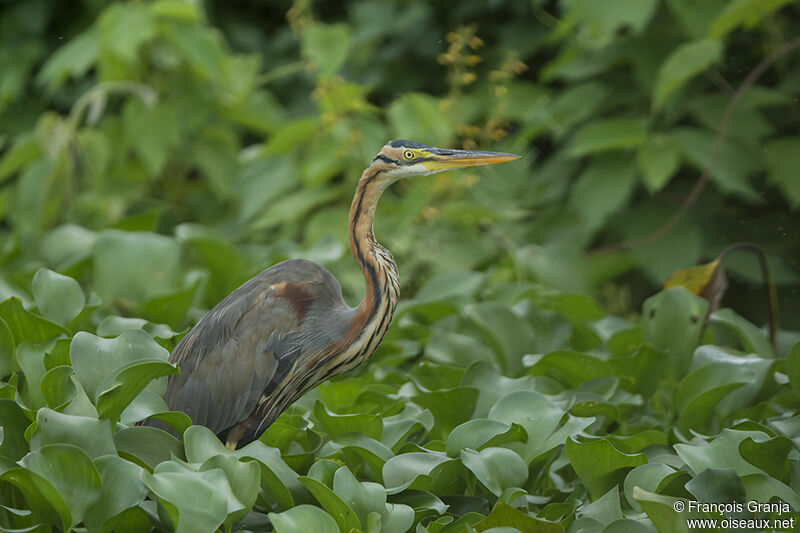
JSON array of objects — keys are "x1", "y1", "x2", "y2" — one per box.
[{"x1": 0, "y1": 0, "x2": 799, "y2": 531}]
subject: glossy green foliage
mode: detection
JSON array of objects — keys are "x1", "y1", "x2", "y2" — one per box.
[{"x1": 0, "y1": 0, "x2": 799, "y2": 531}]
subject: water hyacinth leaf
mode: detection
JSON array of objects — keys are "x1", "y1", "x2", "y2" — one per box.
[
  {"x1": 96, "y1": 359, "x2": 179, "y2": 422},
  {"x1": 328, "y1": 433, "x2": 394, "y2": 482},
  {"x1": 460, "y1": 447, "x2": 528, "y2": 497},
  {"x1": 382, "y1": 452, "x2": 451, "y2": 493},
  {"x1": 84, "y1": 455, "x2": 148, "y2": 533},
  {"x1": 0, "y1": 317, "x2": 15, "y2": 380},
  {"x1": 0, "y1": 399, "x2": 32, "y2": 460},
  {"x1": 93, "y1": 229, "x2": 180, "y2": 303},
  {"x1": 0, "y1": 466, "x2": 70, "y2": 530},
  {"x1": 332, "y1": 466, "x2": 414, "y2": 533},
  {"x1": 623, "y1": 463, "x2": 680, "y2": 512},
  {"x1": 71, "y1": 329, "x2": 170, "y2": 402},
  {"x1": 298, "y1": 475, "x2": 362, "y2": 533},
  {"x1": 390, "y1": 490, "x2": 448, "y2": 523},
  {"x1": 31, "y1": 268, "x2": 85, "y2": 326},
  {"x1": 39, "y1": 365, "x2": 76, "y2": 409},
  {"x1": 16, "y1": 343, "x2": 49, "y2": 410},
  {"x1": 641, "y1": 287, "x2": 708, "y2": 381},
  {"x1": 675, "y1": 364, "x2": 750, "y2": 433},
  {"x1": 446, "y1": 419, "x2": 527, "y2": 458},
  {"x1": 565, "y1": 437, "x2": 647, "y2": 500},
  {"x1": 313, "y1": 401, "x2": 382, "y2": 440},
  {"x1": 381, "y1": 404, "x2": 434, "y2": 451},
  {"x1": 413, "y1": 387, "x2": 478, "y2": 440},
  {"x1": 30, "y1": 408, "x2": 116, "y2": 459},
  {"x1": 142, "y1": 465, "x2": 230, "y2": 533},
  {"x1": 20, "y1": 444, "x2": 102, "y2": 529},
  {"x1": 685, "y1": 468, "x2": 745, "y2": 504},
  {"x1": 0, "y1": 298, "x2": 68, "y2": 344},
  {"x1": 526, "y1": 350, "x2": 613, "y2": 389},
  {"x1": 674, "y1": 429, "x2": 768, "y2": 478},
  {"x1": 268, "y1": 505, "x2": 339, "y2": 533},
  {"x1": 473, "y1": 502, "x2": 563, "y2": 533},
  {"x1": 114, "y1": 426, "x2": 185, "y2": 469},
  {"x1": 464, "y1": 303, "x2": 534, "y2": 376},
  {"x1": 461, "y1": 361, "x2": 540, "y2": 418},
  {"x1": 199, "y1": 455, "x2": 261, "y2": 528},
  {"x1": 633, "y1": 487, "x2": 689, "y2": 533},
  {"x1": 184, "y1": 425, "x2": 306, "y2": 509},
  {"x1": 709, "y1": 308, "x2": 774, "y2": 358},
  {"x1": 488, "y1": 390, "x2": 592, "y2": 464}
]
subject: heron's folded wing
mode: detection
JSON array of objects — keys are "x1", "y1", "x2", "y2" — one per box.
[{"x1": 165, "y1": 276, "x2": 310, "y2": 434}]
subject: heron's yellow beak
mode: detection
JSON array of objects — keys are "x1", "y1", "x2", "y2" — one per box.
[{"x1": 420, "y1": 148, "x2": 520, "y2": 171}]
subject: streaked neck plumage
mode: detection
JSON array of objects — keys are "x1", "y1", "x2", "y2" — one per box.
[{"x1": 348, "y1": 165, "x2": 400, "y2": 331}]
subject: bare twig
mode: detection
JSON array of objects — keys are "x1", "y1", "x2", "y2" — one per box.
[{"x1": 591, "y1": 35, "x2": 800, "y2": 255}]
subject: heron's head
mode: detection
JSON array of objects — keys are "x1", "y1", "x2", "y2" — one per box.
[{"x1": 370, "y1": 140, "x2": 519, "y2": 181}]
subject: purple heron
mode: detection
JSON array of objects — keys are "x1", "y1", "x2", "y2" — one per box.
[{"x1": 149, "y1": 140, "x2": 519, "y2": 447}]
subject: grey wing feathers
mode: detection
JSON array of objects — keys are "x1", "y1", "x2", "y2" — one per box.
[{"x1": 164, "y1": 259, "x2": 334, "y2": 434}]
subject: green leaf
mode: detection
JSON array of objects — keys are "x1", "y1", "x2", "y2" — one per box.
[
  {"x1": 200, "y1": 455, "x2": 261, "y2": 528},
  {"x1": 387, "y1": 93, "x2": 454, "y2": 147},
  {"x1": 764, "y1": 137, "x2": 800, "y2": 207},
  {"x1": 0, "y1": 297, "x2": 68, "y2": 344},
  {"x1": 708, "y1": 0, "x2": 796, "y2": 39},
  {"x1": 302, "y1": 22, "x2": 351, "y2": 76},
  {"x1": 464, "y1": 302, "x2": 535, "y2": 377},
  {"x1": 31, "y1": 268, "x2": 85, "y2": 326},
  {"x1": 298, "y1": 475, "x2": 362, "y2": 533},
  {"x1": 0, "y1": 466, "x2": 70, "y2": 530},
  {"x1": 36, "y1": 30, "x2": 99, "y2": 92},
  {"x1": 97, "y1": 3, "x2": 156, "y2": 62},
  {"x1": 413, "y1": 387, "x2": 478, "y2": 441},
  {"x1": 31, "y1": 408, "x2": 116, "y2": 459},
  {"x1": 527, "y1": 350, "x2": 613, "y2": 389},
  {"x1": 709, "y1": 308, "x2": 774, "y2": 357},
  {"x1": 114, "y1": 426, "x2": 186, "y2": 468},
  {"x1": 84, "y1": 455, "x2": 148, "y2": 533},
  {"x1": 446, "y1": 419, "x2": 526, "y2": 458},
  {"x1": 473, "y1": 502, "x2": 564, "y2": 533},
  {"x1": 623, "y1": 463, "x2": 680, "y2": 512},
  {"x1": 565, "y1": 437, "x2": 647, "y2": 500},
  {"x1": 93, "y1": 230, "x2": 180, "y2": 303},
  {"x1": 142, "y1": 464, "x2": 230, "y2": 533},
  {"x1": 488, "y1": 390, "x2": 593, "y2": 464},
  {"x1": 568, "y1": 153, "x2": 638, "y2": 236},
  {"x1": 461, "y1": 447, "x2": 528, "y2": 497},
  {"x1": 382, "y1": 452, "x2": 452, "y2": 493},
  {"x1": 40, "y1": 365, "x2": 76, "y2": 409},
  {"x1": 636, "y1": 136, "x2": 680, "y2": 193},
  {"x1": 633, "y1": 487, "x2": 688, "y2": 533},
  {"x1": 653, "y1": 39, "x2": 722, "y2": 110},
  {"x1": 313, "y1": 401, "x2": 383, "y2": 440},
  {"x1": 96, "y1": 359, "x2": 179, "y2": 422},
  {"x1": 641, "y1": 287, "x2": 708, "y2": 381},
  {"x1": 568, "y1": 118, "x2": 648, "y2": 156},
  {"x1": 71, "y1": 329, "x2": 170, "y2": 403},
  {"x1": 21, "y1": 444, "x2": 102, "y2": 530},
  {"x1": 0, "y1": 399, "x2": 31, "y2": 461},
  {"x1": 0, "y1": 134, "x2": 41, "y2": 183},
  {"x1": 0, "y1": 316, "x2": 15, "y2": 380},
  {"x1": 268, "y1": 504, "x2": 340, "y2": 533}
]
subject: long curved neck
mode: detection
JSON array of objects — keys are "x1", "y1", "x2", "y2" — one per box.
[{"x1": 348, "y1": 168, "x2": 400, "y2": 318}]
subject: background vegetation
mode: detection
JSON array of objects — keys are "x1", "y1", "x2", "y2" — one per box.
[{"x1": 0, "y1": 0, "x2": 799, "y2": 531}]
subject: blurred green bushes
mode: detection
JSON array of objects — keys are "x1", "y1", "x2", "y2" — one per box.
[{"x1": 0, "y1": 0, "x2": 797, "y2": 324}]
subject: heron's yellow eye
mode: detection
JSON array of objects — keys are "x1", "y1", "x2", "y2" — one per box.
[{"x1": 404, "y1": 150, "x2": 415, "y2": 160}]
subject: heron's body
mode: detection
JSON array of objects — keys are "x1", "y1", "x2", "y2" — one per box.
[{"x1": 152, "y1": 140, "x2": 517, "y2": 447}]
